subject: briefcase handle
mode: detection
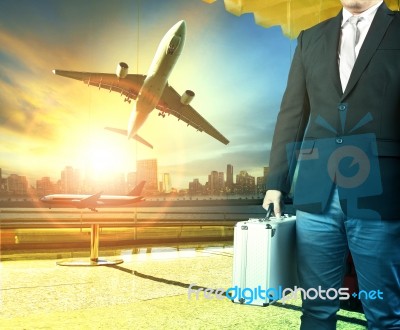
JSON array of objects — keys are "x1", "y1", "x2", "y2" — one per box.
[{"x1": 265, "y1": 203, "x2": 274, "y2": 220}]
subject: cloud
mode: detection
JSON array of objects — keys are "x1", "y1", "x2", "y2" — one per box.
[{"x1": 0, "y1": 30, "x2": 67, "y2": 138}]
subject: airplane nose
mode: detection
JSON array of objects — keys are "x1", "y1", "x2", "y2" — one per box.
[{"x1": 175, "y1": 20, "x2": 186, "y2": 35}]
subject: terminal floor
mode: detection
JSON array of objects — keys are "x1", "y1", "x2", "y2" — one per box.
[{"x1": 0, "y1": 247, "x2": 367, "y2": 329}]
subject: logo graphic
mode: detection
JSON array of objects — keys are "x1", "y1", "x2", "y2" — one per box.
[
  {"x1": 187, "y1": 283, "x2": 384, "y2": 305},
  {"x1": 286, "y1": 108, "x2": 382, "y2": 218},
  {"x1": 327, "y1": 145, "x2": 370, "y2": 189}
]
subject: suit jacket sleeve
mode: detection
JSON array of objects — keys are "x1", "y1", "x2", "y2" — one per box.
[{"x1": 265, "y1": 31, "x2": 311, "y2": 194}]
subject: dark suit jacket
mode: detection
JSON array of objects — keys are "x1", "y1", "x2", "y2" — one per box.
[{"x1": 265, "y1": 3, "x2": 400, "y2": 220}]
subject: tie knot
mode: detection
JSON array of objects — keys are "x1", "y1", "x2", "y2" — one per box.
[{"x1": 348, "y1": 16, "x2": 362, "y2": 26}]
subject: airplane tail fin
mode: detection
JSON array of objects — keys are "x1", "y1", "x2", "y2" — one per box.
[
  {"x1": 104, "y1": 127, "x2": 154, "y2": 149},
  {"x1": 128, "y1": 181, "x2": 146, "y2": 196},
  {"x1": 132, "y1": 134, "x2": 153, "y2": 149}
]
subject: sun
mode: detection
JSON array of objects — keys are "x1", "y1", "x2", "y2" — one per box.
[
  {"x1": 89, "y1": 147, "x2": 119, "y2": 176},
  {"x1": 81, "y1": 133, "x2": 133, "y2": 180}
]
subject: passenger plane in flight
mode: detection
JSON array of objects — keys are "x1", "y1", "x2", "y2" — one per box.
[
  {"x1": 52, "y1": 20, "x2": 229, "y2": 149},
  {"x1": 40, "y1": 181, "x2": 145, "y2": 212}
]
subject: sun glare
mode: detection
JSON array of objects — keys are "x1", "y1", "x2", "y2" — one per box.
[
  {"x1": 81, "y1": 135, "x2": 133, "y2": 180},
  {"x1": 89, "y1": 148, "x2": 118, "y2": 175}
]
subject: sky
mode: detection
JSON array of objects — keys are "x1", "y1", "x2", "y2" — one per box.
[{"x1": 0, "y1": 0, "x2": 296, "y2": 189}]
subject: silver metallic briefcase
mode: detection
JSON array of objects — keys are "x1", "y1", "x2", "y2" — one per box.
[{"x1": 231, "y1": 207, "x2": 298, "y2": 306}]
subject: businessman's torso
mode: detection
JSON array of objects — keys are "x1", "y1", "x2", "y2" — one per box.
[{"x1": 291, "y1": 6, "x2": 400, "y2": 219}]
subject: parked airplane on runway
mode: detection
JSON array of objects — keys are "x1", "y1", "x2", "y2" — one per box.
[
  {"x1": 40, "y1": 181, "x2": 145, "y2": 212},
  {"x1": 52, "y1": 20, "x2": 229, "y2": 149}
]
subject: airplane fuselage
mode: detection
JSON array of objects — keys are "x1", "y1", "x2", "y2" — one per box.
[
  {"x1": 128, "y1": 20, "x2": 186, "y2": 139},
  {"x1": 52, "y1": 20, "x2": 229, "y2": 147},
  {"x1": 41, "y1": 194, "x2": 143, "y2": 208}
]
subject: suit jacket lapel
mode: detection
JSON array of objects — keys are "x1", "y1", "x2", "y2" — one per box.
[
  {"x1": 341, "y1": 3, "x2": 394, "y2": 100},
  {"x1": 325, "y1": 12, "x2": 343, "y2": 97}
]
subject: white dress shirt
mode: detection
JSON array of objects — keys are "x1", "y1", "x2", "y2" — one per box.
[{"x1": 339, "y1": 1, "x2": 383, "y2": 91}]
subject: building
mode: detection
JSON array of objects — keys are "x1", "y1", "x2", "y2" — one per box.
[
  {"x1": 218, "y1": 172, "x2": 225, "y2": 193},
  {"x1": 236, "y1": 170, "x2": 256, "y2": 195},
  {"x1": 36, "y1": 177, "x2": 57, "y2": 197},
  {"x1": 226, "y1": 164, "x2": 234, "y2": 193},
  {"x1": 207, "y1": 170, "x2": 225, "y2": 195},
  {"x1": 256, "y1": 176, "x2": 266, "y2": 195},
  {"x1": 7, "y1": 174, "x2": 28, "y2": 196},
  {"x1": 208, "y1": 171, "x2": 218, "y2": 195},
  {"x1": 161, "y1": 173, "x2": 172, "y2": 193},
  {"x1": 256, "y1": 166, "x2": 269, "y2": 194},
  {"x1": 0, "y1": 168, "x2": 4, "y2": 193},
  {"x1": 136, "y1": 159, "x2": 158, "y2": 195},
  {"x1": 0, "y1": 168, "x2": 10, "y2": 193},
  {"x1": 61, "y1": 166, "x2": 80, "y2": 194},
  {"x1": 189, "y1": 178, "x2": 203, "y2": 195},
  {"x1": 263, "y1": 166, "x2": 269, "y2": 180}
]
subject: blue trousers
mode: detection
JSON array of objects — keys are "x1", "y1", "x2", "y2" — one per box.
[{"x1": 296, "y1": 188, "x2": 400, "y2": 330}]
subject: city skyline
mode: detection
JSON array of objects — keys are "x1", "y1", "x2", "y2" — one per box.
[
  {"x1": 0, "y1": 0, "x2": 294, "y2": 189},
  {"x1": 0, "y1": 159, "x2": 268, "y2": 195}
]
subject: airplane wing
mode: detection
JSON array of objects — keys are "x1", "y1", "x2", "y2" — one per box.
[
  {"x1": 53, "y1": 70, "x2": 146, "y2": 101},
  {"x1": 78, "y1": 191, "x2": 102, "y2": 206},
  {"x1": 157, "y1": 85, "x2": 230, "y2": 145}
]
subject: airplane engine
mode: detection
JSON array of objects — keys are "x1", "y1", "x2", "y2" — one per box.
[
  {"x1": 180, "y1": 90, "x2": 195, "y2": 105},
  {"x1": 116, "y1": 62, "x2": 129, "y2": 78}
]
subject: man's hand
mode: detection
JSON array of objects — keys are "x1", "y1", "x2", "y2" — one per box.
[{"x1": 263, "y1": 190, "x2": 283, "y2": 218}]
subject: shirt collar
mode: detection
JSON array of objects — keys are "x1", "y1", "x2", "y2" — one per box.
[{"x1": 341, "y1": 1, "x2": 383, "y2": 26}]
